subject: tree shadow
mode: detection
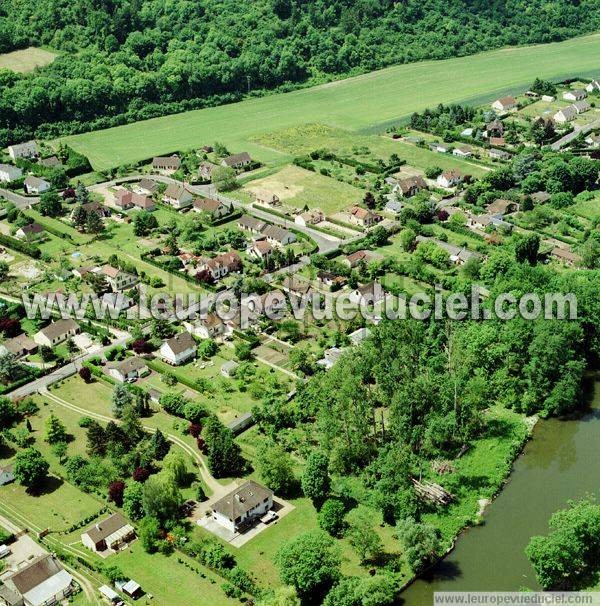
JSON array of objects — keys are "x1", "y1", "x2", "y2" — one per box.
[
  {"x1": 422, "y1": 559, "x2": 463, "y2": 582},
  {"x1": 29, "y1": 475, "x2": 64, "y2": 496}
]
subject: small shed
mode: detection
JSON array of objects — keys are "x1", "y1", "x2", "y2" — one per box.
[{"x1": 121, "y1": 580, "x2": 142, "y2": 599}]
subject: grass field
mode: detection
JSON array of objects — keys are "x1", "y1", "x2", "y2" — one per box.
[
  {"x1": 241, "y1": 164, "x2": 365, "y2": 214},
  {"x1": 60, "y1": 34, "x2": 600, "y2": 171},
  {"x1": 0, "y1": 47, "x2": 56, "y2": 73}
]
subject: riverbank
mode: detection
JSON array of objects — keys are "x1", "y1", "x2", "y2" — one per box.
[{"x1": 402, "y1": 381, "x2": 600, "y2": 601}]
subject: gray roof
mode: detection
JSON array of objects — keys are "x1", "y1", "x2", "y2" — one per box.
[
  {"x1": 238, "y1": 214, "x2": 266, "y2": 231},
  {"x1": 164, "y1": 183, "x2": 189, "y2": 200},
  {"x1": 261, "y1": 224, "x2": 294, "y2": 243},
  {"x1": 83, "y1": 513, "x2": 129, "y2": 544},
  {"x1": 164, "y1": 331, "x2": 196, "y2": 355},
  {"x1": 24, "y1": 175, "x2": 50, "y2": 189},
  {"x1": 39, "y1": 318, "x2": 79, "y2": 340},
  {"x1": 138, "y1": 178, "x2": 158, "y2": 193},
  {"x1": 152, "y1": 155, "x2": 180, "y2": 169},
  {"x1": 212, "y1": 480, "x2": 273, "y2": 521},
  {"x1": 111, "y1": 356, "x2": 147, "y2": 375},
  {"x1": 8, "y1": 554, "x2": 64, "y2": 595},
  {"x1": 2, "y1": 333, "x2": 37, "y2": 355},
  {"x1": 222, "y1": 152, "x2": 251, "y2": 167}
]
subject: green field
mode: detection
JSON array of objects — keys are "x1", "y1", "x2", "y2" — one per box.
[
  {"x1": 241, "y1": 164, "x2": 365, "y2": 214},
  {"x1": 60, "y1": 34, "x2": 600, "y2": 171},
  {"x1": 0, "y1": 47, "x2": 56, "y2": 73}
]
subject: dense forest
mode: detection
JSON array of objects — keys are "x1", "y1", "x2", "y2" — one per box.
[{"x1": 0, "y1": 0, "x2": 599, "y2": 145}]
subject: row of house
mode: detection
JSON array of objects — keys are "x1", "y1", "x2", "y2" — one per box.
[
  {"x1": 554, "y1": 100, "x2": 591, "y2": 123},
  {"x1": 237, "y1": 214, "x2": 296, "y2": 246},
  {"x1": 153, "y1": 152, "x2": 252, "y2": 177}
]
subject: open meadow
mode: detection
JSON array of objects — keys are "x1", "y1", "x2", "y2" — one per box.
[
  {"x1": 60, "y1": 34, "x2": 600, "y2": 171},
  {"x1": 0, "y1": 47, "x2": 56, "y2": 73}
]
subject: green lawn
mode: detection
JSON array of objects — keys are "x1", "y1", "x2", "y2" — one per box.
[
  {"x1": 60, "y1": 34, "x2": 600, "y2": 171},
  {"x1": 239, "y1": 164, "x2": 365, "y2": 214},
  {"x1": 571, "y1": 192, "x2": 600, "y2": 220}
]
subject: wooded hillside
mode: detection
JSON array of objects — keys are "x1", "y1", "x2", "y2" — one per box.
[{"x1": 0, "y1": 0, "x2": 598, "y2": 144}]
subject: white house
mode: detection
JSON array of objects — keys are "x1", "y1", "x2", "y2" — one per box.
[
  {"x1": 349, "y1": 281, "x2": 385, "y2": 306},
  {"x1": 248, "y1": 240, "x2": 273, "y2": 261},
  {"x1": 34, "y1": 319, "x2": 81, "y2": 347},
  {"x1": 2, "y1": 555, "x2": 73, "y2": 605},
  {"x1": 0, "y1": 163, "x2": 23, "y2": 183},
  {"x1": 101, "y1": 266, "x2": 138, "y2": 291},
  {"x1": 554, "y1": 106, "x2": 578, "y2": 123},
  {"x1": 210, "y1": 480, "x2": 274, "y2": 533},
  {"x1": 562, "y1": 89, "x2": 587, "y2": 102},
  {"x1": 163, "y1": 183, "x2": 193, "y2": 209},
  {"x1": 81, "y1": 513, "x2": 136, "y2": 553},
  {"x1": 159, "y1": 331, "x2": 197, "y2": 365},
  {"x1": 192, "y1": 197, "x2": 230, "y2": 219},
  {"x1": 7, "y1": 140, "x2": 39, "y2": 161},
  {"x1": 453, "y1": 145, "x2": 473, "y2": 158},
  {"x1": 585, "y1": 79, "x2": 600, "y2": 93},
  {"x1": 108, "y1": 357, "x2": 149, "y2": 383},
  {"x1": 220, "y1": 360, "x2": 239, "y2": 378},
  {"x1": 437, "y1": 169, "x2": 464, "y2": 188},
  {"x1": 184, "y1": 313, "x2": 225, "y2": 340},
  {"x1": 317, "y1": 347, "x2": 344, "y2": 370},
  {"x1": 23, "y1": 175, "x2": 51, "y2": 195},
  {"x1": 541, "y1": 94, "x2": 556, "y2": 102},
  {"x1": 254, "y1": 189, "x2": 280, "y2": 206},
  {"x1": 491, "y1": 96, "x2": 517, "y2": 112},
  {"x1": 261, "y1": 225, "x2": 296, "y2": 247}
]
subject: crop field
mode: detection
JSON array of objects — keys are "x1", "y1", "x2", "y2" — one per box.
[
  {"x1": 0, "y1": 47, "x2": 57, "y2": 73},
  {"x1": 61, "y1": 34, "x2": 600, "y2": 171},
  {"x1": 241, "y1": 164, "x2": 365, "y2": 214}
]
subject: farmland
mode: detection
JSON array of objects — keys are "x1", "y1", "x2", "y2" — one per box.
[
  {"x1": 61, "y1": 33, "x2": 600, "y2": 171},
  {"x1": 0, "y1": 47, "x2": 57, "y2": 73}
]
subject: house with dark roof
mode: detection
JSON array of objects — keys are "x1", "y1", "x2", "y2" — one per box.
[
  {"x1": 196, "y1": 251, "x2": 242, "y2": 281},
  {"x1": 237, "y1": 215, "x2": 267, "y2": 234},
  {"x1": 151, "y1": 155, "x2": 181, "y2": 174},
  {"x1": 221, "y1": 152, "x2": 252, "y2": 170},
  {"x1": 163, "y1": 183, "x2": 193, "y2": 209},
  {"x1": 485, "y1": 199, "x2": 519, "y2": 216},
  {"x1": 15, "y1": 223, "x2": 44, "y2": 241},
  {"x1": 486, "y1": 119, "x2": 504, "y2": 138},
  {"x1": 348, "y1": 281, "x2": 385, "y2": 305},
  {"x1": 261, "y1": 225, "x2": 296, "y2": 247},
  {"x1": 394, "y1": 176, "x2": 427, "y2": 197},
  {"x1": 211, "y1": 480, "x2": 274, "y2": 532},
  {"x1": 437, "y1": 170, "x2": 464, "y2": 188},
  {"x1": 7, "y1": 140, "x2": 39, "y2": 161},
  {"x1": 0, "y1": 334, "x2": 38, "y2": 358},
  {"x1": 198, "y1": 162, "x2": 219, "y2": 181},
  {"x1": 108, "y1": 357, "x2": 149, "y2": 383},
  {"x1": 81, "y1": 513, "x2": 136, "y2": 553},
  {"x1": 554, "y1": 105, "x2": 578, "y2": 123},
  {"x1": 159, "y1": 331, "x2": 197, "y2": 365},
  {"x1": 136, "y1": 178, "x2": 158, "y2": 196},
  {"x1": 563, "y1": 89, "x2": 587, "y2": 102}
]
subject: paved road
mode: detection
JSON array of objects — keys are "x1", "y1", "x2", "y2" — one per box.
[
  {"x1": 551, "y1": 118, "x2": 600, "y2": 150},
  {"x1": 0, "y1": 188, "x2": 40, "y2": 209}
]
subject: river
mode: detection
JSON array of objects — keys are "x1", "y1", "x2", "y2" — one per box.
[{"x1": 401, "y1": 380, "x2": 600, "y2": 604}]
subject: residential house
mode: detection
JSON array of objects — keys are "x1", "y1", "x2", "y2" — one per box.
[
  {"x1": 348, "y1": 281, "x2": 385, "y2": 306},
  {"x1": 436, "y1": 169, "x2": 464, "y2": 188},
  {"x1": 384, "y1": 198, "x2": 403, "y2": 214},
  {"x1": 585, "y1": 79, "x2": 600, "y2": 93},
  {"x1": 82, "y1": 201, "x2": 110, "y2": 218},
  {"x1": 349, "y1": 206, "x2": 381, "y2": 228},
  {"x1": 151, "y1": 155, "x2": 180, "y2": 175},
  {"x1": 237, "y1": 215, "x2": 267, "y2": 235},
  {"x1": 119, "y1": 581, "x2": 143, "y2": 600},
  {"x1": 416, "y1": 235, "x2": 480, "y2": 266},
  {"x1": 221, "y1": 152, "x2": 252, "y2": 170},
  {"x1": 131, "y1": 193, "x2": 155, "y2": 211},
  {"x1": 554, "y1": 105, "x2": 578, "y2": 123},
  {"x1": 253, "y1": 290, "x2": 286, "y2": 317},
  {"x1": 394, "y1": 176, "x2": 427, "y2": 197},
  {"x1": 491, "y1": 96, "x2": 517, "y2": 112},
  {"x1": 485, "y1": 199, "x2": 519, "y2": 215},
  {"x1": 550, "y1": 247, "x2": 581, "y2": 266},
  {"x1": 7, "y1": 140, "x2": 39, "y2": 161},
  {"x1": 541, "y1": 94, "x2": 556, "y2": 102},
  {"x1": 486, "y1": 119, "x2": 504, "y2": 138},
  {"x1": 211, "y1": 480, "x2": 274, "y2": 533},
  {"x1": 101, "y1": 266, "x2": 138, "y2": 291},
  {"x1": 585, "y1": 134, "x2": 600, "y2": 148},
  {"x1": 15, "y1": 223, "x2": 44, "y2": 241},
  {"x1": 562, "y1": 89, "x2": 587, "y2": 102},
  {"x1": 81, "y1": 513, "x2": 136, "y2": 553},
  {"x1": 23, "y1": 176, "x2": 50, "y2": 195},
  {"x1": 197, "y1": 250, "x2": 242, "y2": 280},
  {"x1": 248, "y1": 240, "x2": 273, "y2": 261},
  {"x1": 198, "y1": 162, "x2": 218, "y2": 181},
  {"x1": 136, "y1": 178, "x2": 158, "y2": 196},
  {"x1": 468, "y1": 214, "x2": 513, "y2": 232},
  {"x1": 220, "y1": 360, "x2": 239, "y2": 378},
  {"x1": 254, "y1": 189, "x2": 280, "y2": 206},
  {"x1": 115, "y1": 190, "x2": 155, "y2": 211},
  {"x1": 114, "y1": 189, "x2": 134, "y2": 210},
  {"x1": 1, "y1": 554, "x2": 73, "y2": 606},
  {"x1": 163, "y1": 183, "x2": 193, "y2": 209},
  {"x1": 429, "y1": 143, "x2": 450, "y2": 153},
  {"x1": 348, "y1": 327, "x2": 372, "y2": 346},
  {"x1": 0, "y1": 164, "x2": 22, "y2": 183},
  {"x1": 34, "y1": 319, "x2": 80, "y2": 347},
  {"x1": 0, "y1": 464, "x2": 14, "y2": 486},
  {"x1": 489, "y1": 148, "x2": 512, "y2": 161},
  {"x1": 343, "y1": 249, "x2": 377, "y2": 268},
  {"x1": 453, "y1": 145, "x2": 473, "y2": 158},
  {"x1": 108, "y1": 357, "x2": 149, "y2": 383},
  {"x1": 261, "y1": 225, "x2": 296, "y2": 247},
  {"x1": 281, "y1": 275, "x2": 313, "y2": 299},
  {"x1": 159, "y1": 331, "x2": 197, "y2": 365},
  {"x1": 316, "y1": 270, "x2": 346, "y2": 290},
  {"x1": 317, "y1": 347, "x2": 344, "y2": 370},
  {"x1": 0, "y1": 334, "x2": 37, "y2": 358},
  {"x1": 184, "y1": 313, "x2": 226, "y2": 340},
  {"x1": 573, "y1": 100, "x2": 591, "y2": 114},
  {"x1": 295, "y1": 209, "x2": 324, "y2": 226},
  {"x1": 193, "y1": 197, "x2": 230, "y2": 219}
]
